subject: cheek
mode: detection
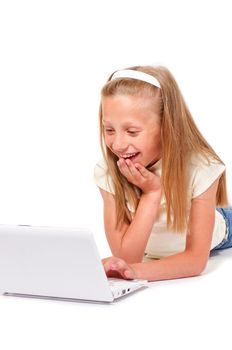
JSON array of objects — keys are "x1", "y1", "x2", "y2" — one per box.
[
  {"x1": 104, "y1": 135, "x2": 111, "y2": 147},
  {"x1": 146, "y1": 132, "x2": 162, "y2": 152}
]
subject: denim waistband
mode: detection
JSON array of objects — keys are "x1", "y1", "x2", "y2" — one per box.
[{"x1": 216, "y1": 207, "x2": 231, "y2": 242}]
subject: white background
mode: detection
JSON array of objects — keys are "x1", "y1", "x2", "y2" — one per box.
[{"x1": 0, "y1": 1, "x2": 232, "y2": 349}]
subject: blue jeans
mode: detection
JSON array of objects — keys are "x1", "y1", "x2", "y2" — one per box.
[{"x1": 210, "y1": 207, "x2": 232, "y2": 252}]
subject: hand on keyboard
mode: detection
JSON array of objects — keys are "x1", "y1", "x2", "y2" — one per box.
[{"x1": 102, "y1": 256, "x2": 137, "y2": 280}]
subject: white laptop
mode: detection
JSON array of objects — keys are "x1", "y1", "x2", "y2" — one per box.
[{"x1": 0, "y1": 224, "x2": 148, "y2": 303}]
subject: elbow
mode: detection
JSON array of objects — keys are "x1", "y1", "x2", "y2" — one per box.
[
  {"x1": 196, "y1": 262, "x2": 208, "y2": 276},
  {"x1": 184, "y1": 250, "x2": 209, "y2": 277},
  {"x1": 190, "y1": 257, "x2": 209, "y2": 277},
  {"x1": 191, "y1": 266, "x2": 206, "y2": 277}
]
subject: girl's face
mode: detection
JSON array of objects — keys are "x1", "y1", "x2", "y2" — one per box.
[{"x1": 102, "y1": 95, "x2": 162, "y2": 167}]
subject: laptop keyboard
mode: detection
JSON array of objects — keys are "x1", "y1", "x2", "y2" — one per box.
[
  {"x1": 108, "y1": 278, "x2": 126, "y2": 287},
  {"x1": 108, "y1": 278, "x2": 142, "y2": 287}
]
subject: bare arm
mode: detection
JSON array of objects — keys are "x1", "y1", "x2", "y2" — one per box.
[
  {"x1": 100, "y1": 157, "x2": 162, "y2": 263},
  {"x1": 103, "y1": 177, "x2": 221, "y2": 281},
  {"x1": 100, "y1": 189, "x2": 161, "y2": 263}
]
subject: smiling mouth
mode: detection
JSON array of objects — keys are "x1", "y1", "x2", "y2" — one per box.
[{"x1": 119, "y1": 152, "x2": 140, "y2": 160}]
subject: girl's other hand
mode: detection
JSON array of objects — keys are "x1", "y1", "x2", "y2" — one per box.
[
  {"x1": 102, "y1": 256, "x2": 136, "y2": 280},
  {"x1": 117, "y1": 158, "x2": 161, "y2": 196}
]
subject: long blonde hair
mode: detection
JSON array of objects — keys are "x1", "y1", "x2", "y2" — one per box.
[{"x1": 99, "y1": 65, "x2": 229, "y2": 232}]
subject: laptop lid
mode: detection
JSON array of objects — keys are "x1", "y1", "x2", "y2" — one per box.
[{"x1": 0, "y1": 225, "x2": 114, "y2": 302}]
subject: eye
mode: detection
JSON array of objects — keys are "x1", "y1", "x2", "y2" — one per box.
[
  {"x1": 127, "y1": 130, "x2": 138, "y2": 136},
  {"x1": 104, "y1": 128, "x2": 114, "y2": 134}
]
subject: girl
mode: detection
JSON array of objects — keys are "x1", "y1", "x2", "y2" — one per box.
[{"x1": 94, "y1": 65, "x2": 231, "y2": 282}]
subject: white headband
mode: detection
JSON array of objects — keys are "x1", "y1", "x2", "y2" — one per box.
[{"x1": 110, "y1": 69, "x2": 161, "y2": 88}]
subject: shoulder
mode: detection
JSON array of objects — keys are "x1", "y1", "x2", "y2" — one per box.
[
  {"x1": 94, "y1": 158, "x2": 108, "y2": 177},
  {"x1": 189, "y1": 152, "x2": 225, "y2": 168},
  {"x1": 188, "y1": 153, "x2": 226, "y2": 198},
  {"x1": 93, "y1": 158, "x2": 115, "y2": 194}
]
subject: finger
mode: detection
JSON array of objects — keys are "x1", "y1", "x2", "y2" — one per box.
[
  {"x1": 125, "y1": 159, "x2": 142, "y2": 177},
  {"x1": 105, "y1": 259, "x2": 135, "y2": 280},
  {"x1": 110, "y1": 260, "x2": 134, "y2": 280},
  {"x1": 117, "y1": 158, "x2": 134, "y2": 180},
  {"x1": 134, "y1": 163, "x2": 149, "y2": 177},
  {"x1": 106, "y1": 263, "x2": 124, "y2": 279},
  {"x1": 109, "y1": 260, "x2": 125, "y2": 273},
  {"x1": 103, "y1": 258, "x2": 119, "y2": 272},
  {"x1": 103, "y1": 262, "x2": 111, "y2": 273},
  {"x1": 124, "y1": 269, "x2": 134, "y2": 280},
  {"x1": 116, "y1": 267, "x2": 134, "y2": 280},
  {"x1": 118, "y1": 158, "x2": 142, "y2": 183},
  {"x1": 110, "y1": 260, "x2": 124, "y2": 270},
  {"x1": 106, "y1": 269, "x2": 123, "y2": 279},
  {"x1": 101, "y1": 256, "x2": 113, "y2": 264}
]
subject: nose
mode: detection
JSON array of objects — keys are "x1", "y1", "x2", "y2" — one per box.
[{"x1": 111, "y1": 134, "x2": 128, "y2": 153}]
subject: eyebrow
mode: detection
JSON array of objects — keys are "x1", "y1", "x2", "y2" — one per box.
[{"x1": 102, "y1": 120, "x2": 142, "y2": 128}]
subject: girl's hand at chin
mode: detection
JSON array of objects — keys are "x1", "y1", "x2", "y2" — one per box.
[
  {"x1": 117, "y1": 158, "x2": 161, "y2": 196},
  {"x1": 102, "y1": 256, "x2": 137, "y2": 280}
]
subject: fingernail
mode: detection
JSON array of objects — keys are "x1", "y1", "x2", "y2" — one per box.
[{"x1": 111, "y1": 264, "x2": 118, "y2": 269}]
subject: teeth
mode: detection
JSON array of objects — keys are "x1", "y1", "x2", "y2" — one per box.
[{"x1": 121, "y1": 152, "x2": 137, "y2": 158}]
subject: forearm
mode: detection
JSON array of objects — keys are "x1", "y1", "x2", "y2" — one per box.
[
  {"x1": 119, "y1": 192, "x2": 161, "y2": 263},
  {"x1": 131, "y1": 251, "x2": 207, "y2": 282}
]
